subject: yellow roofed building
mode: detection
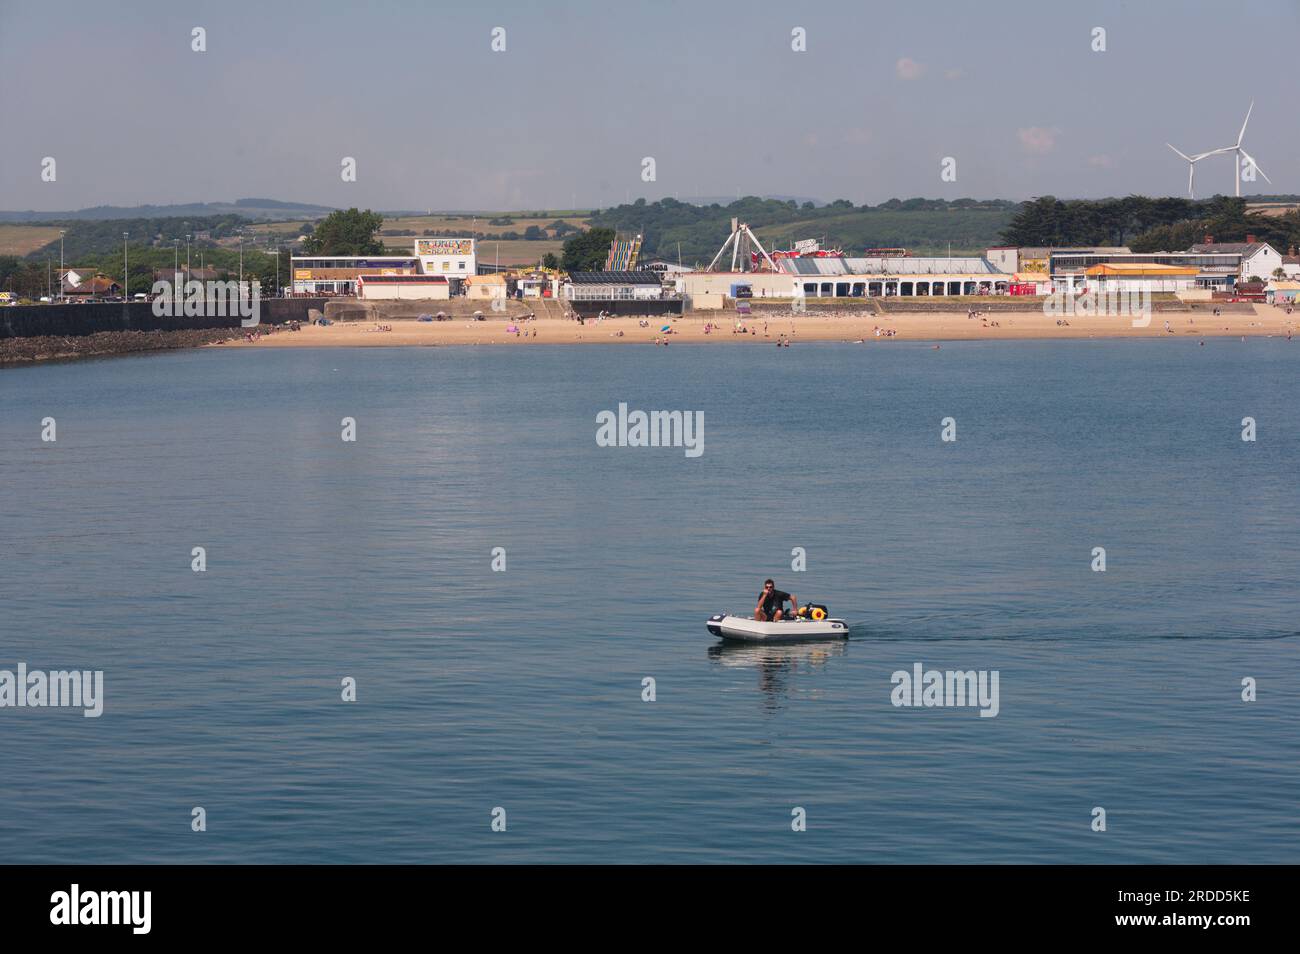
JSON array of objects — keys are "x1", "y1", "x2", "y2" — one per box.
[{"x1": 1081, "y1": 262, "x2": 1200, "y2": 293}]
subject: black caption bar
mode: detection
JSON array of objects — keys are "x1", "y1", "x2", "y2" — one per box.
[{"x1": 0, "y1": 864, "x2": 1281, "y2": 940}]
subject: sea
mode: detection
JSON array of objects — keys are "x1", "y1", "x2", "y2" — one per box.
[{"x1": 2, "y1": 339, "x2": 1297, "y2": 863}]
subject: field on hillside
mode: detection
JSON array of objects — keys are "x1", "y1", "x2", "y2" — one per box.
[
  {"x1": 380, "y1": 212, "x2": 590, "y2": 237},
  {"x1": 0, "y1": 225, "x2": 64, "y2": 256},
  {"x1": 248, "y1": 221, "x2": 308, "y2": 237},
  {"x1": 249, "y1": 212, "x2": 592, "y2": 250},
  {"x1": 1248, "y1": 202, "x2": 1300, "y2": 219}
]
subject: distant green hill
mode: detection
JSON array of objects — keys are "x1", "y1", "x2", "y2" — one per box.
[
  {"x1": 587, "y1": 197, "x2": 1021, "y2": 265},
  {"x1": 0, "y1": 199, "x2": 336, "y2": 224}
]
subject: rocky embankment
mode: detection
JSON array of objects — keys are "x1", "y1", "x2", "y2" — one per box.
[{"x1": 0, "y1": 327, "x2": 245, "y2": 366}]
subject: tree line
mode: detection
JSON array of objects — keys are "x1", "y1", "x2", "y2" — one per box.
[{"x1": 1000, "y1": 195, "x2": 1300, "y2": 253}]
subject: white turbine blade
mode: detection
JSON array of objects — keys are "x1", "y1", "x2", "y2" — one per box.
[
  {"x1": 1240, "y1": 150, "x2": 1272, "y2": 184},
  {"x1": 1167, "y1": 143, "x2": 1193, "y2": 162},
  {"x1": 1193, "y1": 147, "x2": 1234, "y2": 159},
  {"x1": 1237, "y1": 101, "x2": 1253, "y2": 147}
]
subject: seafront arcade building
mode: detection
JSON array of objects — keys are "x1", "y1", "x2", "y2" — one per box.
[{"x1": 291, "y1": 238, "x2": 476, "y2": 296}]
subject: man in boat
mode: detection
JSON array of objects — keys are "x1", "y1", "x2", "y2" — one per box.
[{"x1": 755, "y1": 579, "x2": 797, "y2": 622}]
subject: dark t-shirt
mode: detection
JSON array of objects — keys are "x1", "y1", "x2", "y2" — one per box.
[{"x1": 761, "y1": 588, "x2": 791, "y2": 613}]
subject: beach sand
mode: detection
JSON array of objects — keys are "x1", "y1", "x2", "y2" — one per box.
[{"x1": 219, "y1": 306, "x2": 1298, "y2": 349}]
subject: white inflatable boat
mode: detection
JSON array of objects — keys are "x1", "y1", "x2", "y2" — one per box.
[{"x1": 706, "y1": 612, "x2": 849, "y2": 643}]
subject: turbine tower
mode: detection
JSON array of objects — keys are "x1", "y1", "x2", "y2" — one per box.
[
  {"x1": 1221, "y1": 102, "x2": 1271, "y2": 197},
  {"x1": 1166, "y1": 143, "x2": 1213, "y2": 199}
]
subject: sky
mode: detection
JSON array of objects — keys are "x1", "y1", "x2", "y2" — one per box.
[{"x1": 1, "y1": 0, "x2": 1297, "y2": 212}]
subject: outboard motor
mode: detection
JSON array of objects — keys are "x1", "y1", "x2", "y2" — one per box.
[{"x1": 798, "y1": 603, "x2": 829, "y2": 621}]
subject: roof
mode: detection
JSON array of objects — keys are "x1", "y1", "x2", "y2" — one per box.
[
  {"x1": 1083, "y1": 263, "x2": 1199, "y2": 276},
  {"x1": 568, "y1": 271, "x2": 662, "y2": 285},
  {"x1": 64, "y1": 275, "x2": 120, "y2": 293},
  {"x1": 1188, "y1": 242, "x2": 1275, "y2": 256},
  {"x1": 1031, "y1": 247, "x2": 1132, "y2": 257},
  {"x1": 778, "y1": 256, "x2": 1002, "y2": 276},
  {"x1": 1267, "y1": 281, "x2": 1300, "y2": 290},
  {"x1": 359, "y1": 274, "x2": 447, "y2": 283},
  {"x1": 290, "y1": 256, "x2": 415, "y2": 262}
]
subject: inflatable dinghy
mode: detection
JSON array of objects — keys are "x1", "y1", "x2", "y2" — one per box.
[{"x1": 706, "y1": 605, "x2": 848, "y2": 643}]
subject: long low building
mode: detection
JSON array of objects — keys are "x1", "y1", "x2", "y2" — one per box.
[
  {"x1": 292, "y1": 238, "x2": 476, "y2": 296},
  {"x1": 291, "y1": 256, "x2": 420, "y2": 295},
  {"x1": 1049, "y1": 249, "x2": 1242, "y2": 291},
  {"x1": 1080, "y1": 263, "x2": 1200, "y2": 293},
  {"x1": 678, "y1": 254, "x2": 1020, "y2": 307},
  {"x1": 563, "y1": 271, "x2": 683, "y2": 317}
]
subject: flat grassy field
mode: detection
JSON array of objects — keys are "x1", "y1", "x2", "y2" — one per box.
[
  {"x1": 248, "y1": 221, "x2": 309, "y2": 237},
  {"x1": 0, "y1": 225, "x2": 64, "y2": 256}
]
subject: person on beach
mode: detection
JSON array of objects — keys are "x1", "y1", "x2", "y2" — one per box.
[{"x1": 754, "y1": 579, "x2": 797, "y2": 622}]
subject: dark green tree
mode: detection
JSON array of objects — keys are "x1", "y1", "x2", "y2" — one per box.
[
  {"x1": 561, "y1": 227, "x2": 616, "y2": 272},
  {"x1": 301, "y1": 209, "x2": 386, "y2": 255}
]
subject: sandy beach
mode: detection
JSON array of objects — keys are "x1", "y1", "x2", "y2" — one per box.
[{"x1": 220, "y1": 306, "x2": 1298, "y2": 349}]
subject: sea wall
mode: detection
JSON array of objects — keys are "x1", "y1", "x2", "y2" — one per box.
[
  {"x1": 0, "y1": 298, "x2": 326, "y2": 338},
  {"x1": 569, "y1": 299, "x2": 684, "y2": 319}
]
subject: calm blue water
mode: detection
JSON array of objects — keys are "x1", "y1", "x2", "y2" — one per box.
[{"x1": 2, "y1": 340, "x2": 1298, "y2": 863}]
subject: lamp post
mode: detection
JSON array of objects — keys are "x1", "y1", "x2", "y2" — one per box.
[
  {"x1": 59, "y1": 229, "x2": 65, "y2": 301},
  {"x1": 123, "y1": 232, "x2": 129, "y2": 300}
]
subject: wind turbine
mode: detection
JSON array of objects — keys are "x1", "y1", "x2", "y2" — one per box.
[
  {"x1": 1168, "y1": 102, "x2": 1272, "y2": 199},
  {"x1": 1166, "y1": 143, "x2": 1214, "y2": 199}
]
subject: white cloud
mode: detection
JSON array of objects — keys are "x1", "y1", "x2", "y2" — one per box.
[
  {"x1": 895, "y1": 57, "x2": 926, "y2": 80},
  {"x1": 1018, "y1": 127, "x2": 1059, "y2": 155}
]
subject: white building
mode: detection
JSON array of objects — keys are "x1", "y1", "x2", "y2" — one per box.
[
  {"x1": 290, "y1": 256, "x2": 418, "y2": 295},
  {"x1": 415, "y1": 237, "x2": 476, "y2": 278},
  {"x1": 1189, "y1": 239, "x2": 1282, "y2": 282},
  {"x1": 357, "y1": 275, "x2": 450, "y2": 300},
  {"x1": 290, "y1": 238, "x2": 477, "y2": 296}
]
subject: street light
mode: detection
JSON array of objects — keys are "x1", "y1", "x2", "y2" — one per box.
[
  {"x1": 59, "y1": 229, "x2": 66, "y2": 301},
  {"x1": 123, "y1": 232, "x2": 129, "y2": 301}
]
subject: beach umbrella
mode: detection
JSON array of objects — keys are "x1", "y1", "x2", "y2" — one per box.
[{"x1": 660, "y1": 325, "x2": 671, "y2": 332}]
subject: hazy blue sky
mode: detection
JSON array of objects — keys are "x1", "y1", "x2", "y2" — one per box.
[{"x1": 2, "y1": 0, "x2": 1296, "y2": 211}]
